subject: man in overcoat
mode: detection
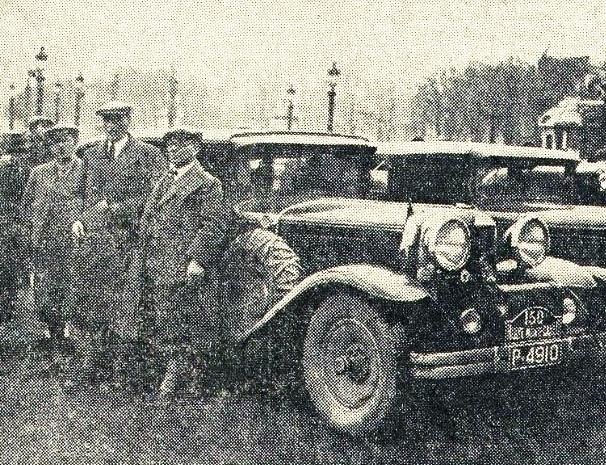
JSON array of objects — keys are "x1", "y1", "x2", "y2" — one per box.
[
  {"x1": 135, "y1": 128, "x2": 226, "y2": 398},
  {"x1": 70, "y1": 102, "x2": 165, "y2": 382},
  {"x1": 20, "y1": 126, "x2": 84, "y2": 347},
  {"x1": 0, "y1": 132, "x2": 30, "y2": 322},
  {"x1": 26, "y1": 116, "x2": 55, "y2": 168}
]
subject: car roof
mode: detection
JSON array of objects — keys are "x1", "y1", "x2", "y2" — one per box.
[
  {"x1": 229, "y1": 131, "x2": 373, "y2": 149},
  {"x1": 133, "y1": 127, "x2": 242, "y2": 143},
  {"x1": 78, "y1": 129, "x2": 374, "y2": 151},
  {"x1": 376, "y1": 141, "x2": 580, "y2": 162}
]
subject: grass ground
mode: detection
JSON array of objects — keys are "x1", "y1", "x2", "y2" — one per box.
[{"x1": 1, "y1": 288, "x2": 606, "y2": 464}]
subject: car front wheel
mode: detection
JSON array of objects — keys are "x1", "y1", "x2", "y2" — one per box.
[{"x1": 302, "y1": 292, "x2": 403, "y2": 436}]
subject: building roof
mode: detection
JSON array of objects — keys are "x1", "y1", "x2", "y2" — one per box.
[
  {"x1": 538, "y1": 97, "x2": 603, "y2": 128},
  {"x1": 376, "y1": 141, "x2": 580, "y2": 162}
]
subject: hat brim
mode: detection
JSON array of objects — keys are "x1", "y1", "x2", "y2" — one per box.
[
  {"x1": 96, "y1": 110, "x2": 131, "y2": 117},
  {"x1": 28, "y1": 118, "x2": 54, "y2": 128},
  {"x1": 163, "y1": 128, "x2": 202, "y2": 143}
]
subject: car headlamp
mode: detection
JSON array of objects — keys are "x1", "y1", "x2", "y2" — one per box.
[
  {"x1": 460, "y1": 308, "x2": 481, "y2": 335},
  {"x1": 506, "y1": 216, "x2": 550, "y2": 268},
  {"x1": 562, "y1": 297, "x2": 577, "y2": 325},
  {"x1": 425, "y1": 218, "x2": 471, "y2": 272}
]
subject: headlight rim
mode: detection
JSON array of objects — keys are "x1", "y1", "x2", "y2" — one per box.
[
  {"x1": 425, "y1": 217, "x2": 472, "y2": 272},
  {"x1": 507, "y1": 215, "x2": 550, "y2": 268}
]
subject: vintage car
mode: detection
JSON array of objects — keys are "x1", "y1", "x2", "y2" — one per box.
[
  {"x1": 212, "y1": 135, "x2": 606, "y2": 436},
  {"x1": 371, "y1": 141, "x2": 606, "y2": 267}
]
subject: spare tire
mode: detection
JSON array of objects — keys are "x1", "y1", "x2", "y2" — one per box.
[{"x1": 221, "y1": 228, "x2": 302, "y2": 343}]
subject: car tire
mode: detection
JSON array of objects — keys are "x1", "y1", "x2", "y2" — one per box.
[
  {"x1": 302, "y1": 292, "x2": 403, "y2": 436},
  {"x1": 221, "y1": 227, "x2": 302, "y2": 343}
]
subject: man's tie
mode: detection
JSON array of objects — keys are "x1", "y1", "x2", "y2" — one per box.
[
  {"x1": 157, "y1": 167, "x2": 178, "y2": 200},
  {"x1": 107, "y1": 141, "x2": 116, "y2": 160}
]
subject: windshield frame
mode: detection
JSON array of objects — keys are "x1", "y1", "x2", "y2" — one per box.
[
  {"x1": 228, "y1": 142, "x2": 377, "y2": 213},
  {"x1": 382, "y1": 153, "x2": 581, "y2": 208},
  {"x1": 471, "y1": 157, "x2": 580, "y2": 208}
]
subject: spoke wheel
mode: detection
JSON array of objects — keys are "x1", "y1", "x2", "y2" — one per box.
[{"x1": 303, "y1": 293, "x2": 402, "y2": 435}]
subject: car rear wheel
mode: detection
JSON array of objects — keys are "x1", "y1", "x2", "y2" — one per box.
[{"x1": 303, "y1": 292, "x2": 403, "y2": 436}]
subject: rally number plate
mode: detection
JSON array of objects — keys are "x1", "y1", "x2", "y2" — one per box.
[{"x1": 508, "y1": 342, "x2": 563, "y2": 371}]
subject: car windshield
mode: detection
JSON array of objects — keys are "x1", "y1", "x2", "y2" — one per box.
[
  {"x1": 382, "y1": 155, "x2": 579, "y2": 207},
  {"x1": 230, "y1": 144, "x2": 373, "y2": 213},
  {"x1": 473, "y1": 163, "x2": 579, "y2": 207},
  {"x1": 384, "y1": 155, "x2": 472, "y2": 204}
]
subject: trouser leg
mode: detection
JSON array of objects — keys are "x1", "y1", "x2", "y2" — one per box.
[
  {"x1": 158, "y1": 345, "x2": 189, "y2": 397},
  {"x1": 33, "y1": 270, "x2": 68, "y2": 348},
  {"x1": 150, "y1": 284, "x2": 194, "y2": 398},
  {"x1": 63, "y1": 327, "x2": 103, "y2": 385}
]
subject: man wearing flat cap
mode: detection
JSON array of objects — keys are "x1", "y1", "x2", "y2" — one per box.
[
  {"x1": 70, "y1": 102, "x2": 165, "y2": 384},
  {"x1": 21, "y1": 126, "x2": 84, "y2": 348},
  {"x1": 129, "y1": 128, "x2": 227, "y2": 398}
]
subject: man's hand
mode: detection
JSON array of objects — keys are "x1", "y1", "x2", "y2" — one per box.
[
  {"x1": 0, "y1": 155, "x2": 12, "y2": 167},
  {"x1": 186, "y1": 260, "x2": 205, "y2": 283},
  {"x1": 71, "y1": 220, "x2": 85, "y2": 239},
  {"x1": 96, "y1": 199, "x2": 109, "y2": 210},
  {"x1": 108, "y1": 202, "x2": 121, "y2": 214}
]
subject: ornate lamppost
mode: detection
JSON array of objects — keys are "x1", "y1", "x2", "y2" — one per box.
[
  {"x1": 54, "y1": 81, "x2": 62, "y2": 123},
  {"x1": 29, "y1": 47, "x2": 48, "y2": 116},
  {"x1": 8, "y1": 84, "x2": 16, "y2": 130},
  {"x1": 167, "y1": 68, "x2": 178, "y2": 128},
  {"x1": 327, "y1": 62, "x2": 340, "y2": 133},
  {"x1": 276, "y1": 84, "x2": 298, "y2": 130},
  {"x1": 74, "y1": 73, "x2": 84, "y2": 127},
  {"x1": 286, "y1": 84, "x2": 296, "y2": 131},
  {"x1": 24, "y1": 74, "x2": 33, "y2": 121}
]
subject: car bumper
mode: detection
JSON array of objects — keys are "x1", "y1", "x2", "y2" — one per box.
[{"x1": 409, "y1": 331, "x2": 606, "y2": 379}]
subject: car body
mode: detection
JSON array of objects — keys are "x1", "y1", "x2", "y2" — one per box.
[
  {"x1": 372, "y1": 141, "x2": 606, "y2": 267},
  {"x1": 215, "y1": 135, "x2": 606, "y2": 435}
]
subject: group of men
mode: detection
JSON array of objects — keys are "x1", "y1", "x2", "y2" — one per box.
[{"x1": 5, "y1": 102, "x2": 228, "y2": 398}]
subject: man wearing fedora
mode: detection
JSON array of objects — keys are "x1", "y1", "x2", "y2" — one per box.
[
  {"x1": 70, "y1": 102, "x2": 165, "y2": 385},
  {"x1": 21, "y1": 126, "x2": 84, "y2": 349},
  {"x1": 132, "y1": 128, "x2": 226, "y2": 398}
]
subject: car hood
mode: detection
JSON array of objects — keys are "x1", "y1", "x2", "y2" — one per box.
[
  {"x1": 278, "y1": 198, "x2": 489, "y2": 230},
  {"x1": 484, "y1": 203, "x2": 606, "y2": 229}
]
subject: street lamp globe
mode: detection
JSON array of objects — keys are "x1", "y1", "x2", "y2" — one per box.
[
  {"x1": 286, "y1": 83, "x2": 297, "y2": 106},
  {"x1": 35, "y1": 46, "x2": 48, "y2": 72},
  {"x1": 75, "y1": 73, "x2": 84, "y2": 92},
  {"x1": 328, "y1": 62, "x2": 341, "y2": 89}
]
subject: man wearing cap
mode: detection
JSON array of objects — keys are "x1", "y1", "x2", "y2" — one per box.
[
  {"x1": 131, "y1": 128, "x2": 226, "y2": 398},
  {"x1": 70, "y1": 102, "x2": 164, "y2": 384},
  {"x1": 26, "y1": 116, "x2": 55, "y2": 168},
  {"x1": 21, "y1": 126, "x2": 84, "y2": 347}
]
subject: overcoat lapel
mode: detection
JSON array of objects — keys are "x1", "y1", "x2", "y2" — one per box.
[{"x1": 119, "y1": 135, "x2": 138, "y2": 164}]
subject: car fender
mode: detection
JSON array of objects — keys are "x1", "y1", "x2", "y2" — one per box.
[
  {"x1": 524, "y1": 257, "x2": 600, "y2": 288},
  {"x1": 240, "y1": 264, "x2": 429, "y2": 343}
]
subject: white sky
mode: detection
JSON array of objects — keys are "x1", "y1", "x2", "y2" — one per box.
[{"x1": 1, "y1": 0, "x2": 605, "y2": 97}]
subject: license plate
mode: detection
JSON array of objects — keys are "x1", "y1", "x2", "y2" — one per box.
[
  {"x1": 506, "y1": 306, "x2": 561, "y2": 342},
  {"x1": 508, "y1": 342, "x2": 563, "y2": 370}
]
